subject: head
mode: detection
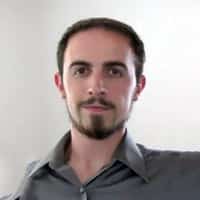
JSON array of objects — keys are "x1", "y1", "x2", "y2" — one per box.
[{"x1": 55, "y1": 17, "x2": 146, "y2": 140}]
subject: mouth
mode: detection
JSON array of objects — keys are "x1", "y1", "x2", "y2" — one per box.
[{"x1": 82, "y1": 105, "x2": 111, "y2": 113}]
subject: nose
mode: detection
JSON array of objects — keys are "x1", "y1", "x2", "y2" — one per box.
[{"x1": 87, "y1": 72, "x2": 108, "y2": 96}]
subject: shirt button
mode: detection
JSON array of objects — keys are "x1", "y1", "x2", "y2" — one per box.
[
  {"x1": 80, "y1": 187, "x2": 85, "y2": 193},
  {"x1": 80, "y1": 187, "x2": 87, "y2": 200}
]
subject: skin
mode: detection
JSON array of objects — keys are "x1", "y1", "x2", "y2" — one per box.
[{"x1": 54, "y1": 28, "x2": 146, "y2": 183}]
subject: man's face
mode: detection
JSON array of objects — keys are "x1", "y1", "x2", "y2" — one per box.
[{"x1": 55, "y1": 28, "x2": 145, "y2": 139}]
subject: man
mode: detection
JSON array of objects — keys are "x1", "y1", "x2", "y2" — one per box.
[{"x1": 2, "y1": 17, "x2": 200, "y2": 200}]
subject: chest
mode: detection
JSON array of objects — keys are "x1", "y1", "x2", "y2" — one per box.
[{"x1": 19, "y1": 166, "x2": 200, "y2": 200}]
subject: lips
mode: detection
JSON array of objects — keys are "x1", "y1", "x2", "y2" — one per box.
[{"x1": 82, "y1": 104, "x2": 111, "y2": 113}]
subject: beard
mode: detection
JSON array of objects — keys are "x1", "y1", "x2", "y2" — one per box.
[{"x1": 66, "y1": 97, "x2": 132, "y2": 140}]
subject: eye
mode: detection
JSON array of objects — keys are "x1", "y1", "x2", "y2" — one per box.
[
  {"x1": 108, "y1": 67, "x2": 124, "y2": 77},
  {"x1": 73, "y1": 66, "x2": 90, "y2": 77}
]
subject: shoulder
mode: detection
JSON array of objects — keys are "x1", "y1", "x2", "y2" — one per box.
[
  {"x1": 137, "y1": 143, "x2": 200, "y2": 179},
  {"x1": 0, "y1": 160, "x2": 40, "y2": 200},
  {"x1": 0, "y1": 195, "x2": 11, "y2": 200},
  {"x1": 138, "y1": 143, "x2": 200, "y2": 163}
]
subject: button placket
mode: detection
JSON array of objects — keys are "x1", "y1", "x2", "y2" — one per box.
[{"x1": 80, "y1": 187, "x2": 87, "y2": 200}]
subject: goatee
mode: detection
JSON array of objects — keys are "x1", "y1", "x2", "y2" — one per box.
[
  {"x1": 67, "y1": 97, "x2": 127, "y2": 140},
  {"x1": 68, "y1": 109, "x2": 126, "y2": 140}
]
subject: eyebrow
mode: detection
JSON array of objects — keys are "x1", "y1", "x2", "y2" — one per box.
[
  {"x1": 69, "y1": 60, "x2": 127, "y2": 70},
  {"x1": 103, "y1": 61, "x2": 127, "y2": 70},
  {"x1": 69, "y1": 60, "x2": 92, "y2": 68}
]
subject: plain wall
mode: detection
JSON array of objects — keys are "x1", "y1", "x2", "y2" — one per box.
[{"x1": 1, "y1": 0, "x2": 200, "y2": 195}]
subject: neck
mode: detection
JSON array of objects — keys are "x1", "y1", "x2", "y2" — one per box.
[{"x1": 67, "y1": 126, "x2": 126, "y2": 182}]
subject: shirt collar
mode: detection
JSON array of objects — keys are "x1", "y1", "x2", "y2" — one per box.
[
  {"x1": 28, "y1": 130, "x2": 149, "y2": 182},
  {"x1": 28, "y1": 132, "x2": 71, "y2": 178},
  {"x1": 112, "y1": 130, "x2": 149, "y2": 183}
]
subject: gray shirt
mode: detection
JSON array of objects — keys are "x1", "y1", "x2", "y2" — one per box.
[{"x1": 3, "y1": 131, "x2": 200, "y2": 200}]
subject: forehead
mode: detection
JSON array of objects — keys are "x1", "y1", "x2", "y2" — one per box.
[{"x1": 64, "y1": 28, "x2": 135, "y2": 63}]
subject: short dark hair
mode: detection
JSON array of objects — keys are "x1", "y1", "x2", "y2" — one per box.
[{"x1": 57, "y1": 17, "x2": 145, "y2": 83}]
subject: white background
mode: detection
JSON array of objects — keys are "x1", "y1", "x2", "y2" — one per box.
[{"x1": 0, "y1": 0, "x2": 200, "y2": 195}]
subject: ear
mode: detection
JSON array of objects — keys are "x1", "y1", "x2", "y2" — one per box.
[
  {"x1": 54, "y1": 72, "x2": 66, "y2": 99},
  {"x1": 133, "y1": 75, "x2": 146, "y2": 101}
]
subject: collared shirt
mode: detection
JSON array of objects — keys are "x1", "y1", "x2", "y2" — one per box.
[{"x1": 4, "y1": 131, "x2": 200, "y2": 200}]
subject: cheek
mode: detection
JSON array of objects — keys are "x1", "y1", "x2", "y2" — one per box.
[
  {"x1": 112, "y1": 89, "x2": 132, "y2": 111},
  {"x1": 112, "y1": 87, "x2": 134, "y2": 112},
  {"x1": 64, "y1": 76, "x2": 84, "y2": 99},
  {"x1": 64, "y1": 83, "x2": 88, "y2": 115},
  {"x1": 121, "y1": 94, "x2": 133, "y2": 112}
]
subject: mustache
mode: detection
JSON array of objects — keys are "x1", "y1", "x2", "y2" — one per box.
[{"x1": 79, "y1": 97, "x2": 115, "y2": 109}]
